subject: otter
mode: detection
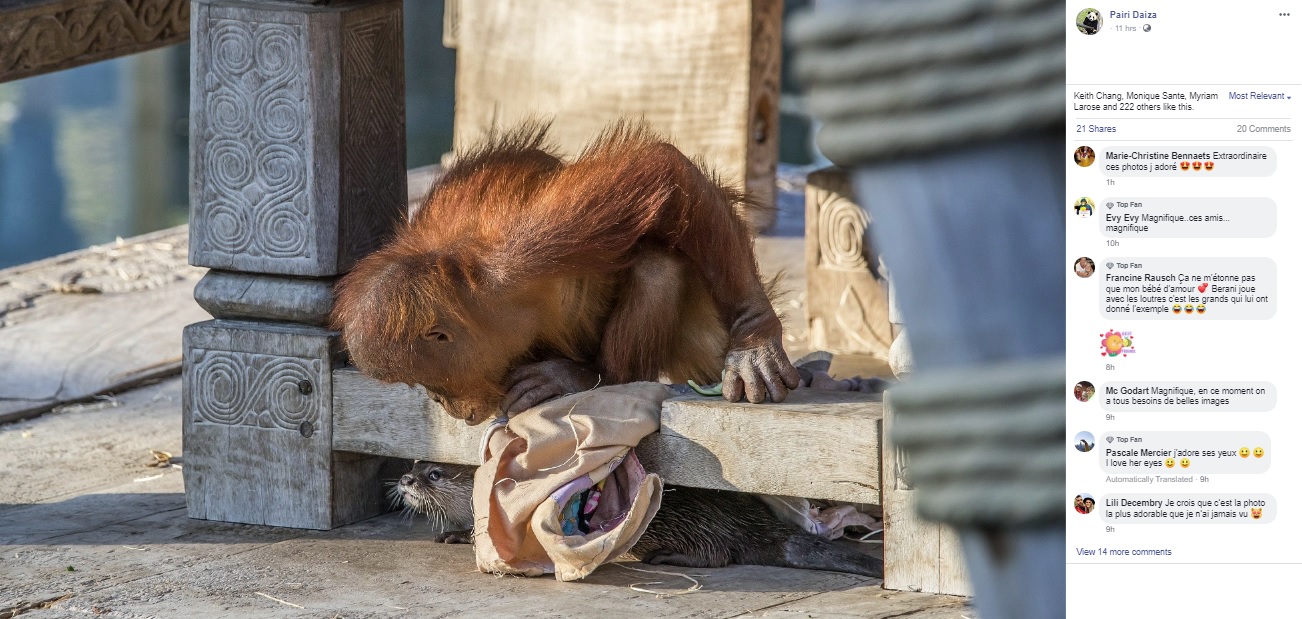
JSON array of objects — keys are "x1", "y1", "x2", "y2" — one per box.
[
  {"x1": 393, "y1": 460, "x2": 883, "y2": 578},
  {"x1": 390, "y1": 461, "x2": 476, "y2": 544}
]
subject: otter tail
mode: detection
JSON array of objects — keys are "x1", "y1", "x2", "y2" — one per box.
[{"x1": 776, "y1": 531, "x2": 884, "y2": 578}]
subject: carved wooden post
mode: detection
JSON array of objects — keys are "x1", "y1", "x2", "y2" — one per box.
[
  {"x1": 803, "y1": 167, "x2": 892, "y2": 361},
  {"x1": 183, "y1": 0, "x2": 405, "y2": 529}
]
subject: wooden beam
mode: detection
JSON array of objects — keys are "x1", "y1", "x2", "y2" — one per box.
[
  {"x1": 882, "y1": 391, "x2": 970, "y2": 595},
  {"x1": 332, "y1": 368, "x2": 482, "y2": 465},
  {"x1": 645, "y1": 391, "x2": 882, "y2": 503},
  {"x1": 332, "y1": 367, "x2": 883, "y2": 504},
  {"x1": 0, "y1": 0, "x2": 189, "y2": 84},
  {"x1": 451, "y1": 0, "x2": 782, "y2": 230}
]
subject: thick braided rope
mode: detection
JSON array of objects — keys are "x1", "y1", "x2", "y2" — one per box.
[
  {"x1": 887, "y1": 357, "x2": 1066, "y2": 526},
  {"x1": 789, "y1": 0, "x2": 1065, "y2": 164}
]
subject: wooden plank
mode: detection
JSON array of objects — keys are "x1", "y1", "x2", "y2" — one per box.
[
  {"x1": 0, "y1": 476, "x2": 185, "y2": 546},
  {"x1": 805, "y1": 167, "x2": 893, "y2": 361},
  {"x1": 4, "y1": 510, "x2": 875, "y2": 618},
  {"x1": 742, "y1": 583, "x2": 972, "y2": 618},
  {"x1": 0, "y1": 0, "x2": 190, "y2": 84},
  {"x1": 647, "y1": 391, "x2": 882, "y2": 503},
  {"x1": 332, "y1": 368, "x2": 883, "y2": 504},
  {"x1": 332, "y1": 368, "x2": 481, "y2": 464},
  {"x1": 881, "y1": 391, "x2": 970, "y2": 596},
  {"x1": 0, "y1": 378, "x2": 184, "y2": 511},
  {"x1": 452, "y1": 0, "x2": 781, "y2": 229},
  {"x1": 2, "y1": 477, "x2": 303, "y2": 608},
  {"x1": 0, "y1": 227, "x2": 207, "y2": 424}
]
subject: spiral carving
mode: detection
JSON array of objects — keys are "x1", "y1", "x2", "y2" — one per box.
[
  {"x1": 256, "y1": 92, "x2": 303, "y2": 141},
  {"x1": 209, "y1": 88, "x2": 250, "y2": 136},
  {"x1": 211, "y1": 22, "x2": 253, "y2": 74},
  {"x1": 206, "y1": 201, "x2": 247, "y2": 250},
  {"x1": 207, "y1": 138, "x2": 254, "y2": 186},
  {"x1": 256, "y1": 143, "x2": 303, "y2": 192},
  {"x1": 254, "y1": 25, "x2": 297, "y2": 78},
  {"x1": 268, "y1": 365, "x2": 315, "y2": 425},
  {"x1": 192, "y1": 353, "x2": 247, "y2": 425},
  {"x1": 262, "y1": 202, "x2": 310, "y2": 256},
  {"x1": 189, "y1": 349, "x2": 321, "y2": 431},
  {"x1": 196, "y1": 16, "x2": 313, "y2": 264},
  {"x1": 817, "y1": 193, "x2": 870, "y2": 271}
]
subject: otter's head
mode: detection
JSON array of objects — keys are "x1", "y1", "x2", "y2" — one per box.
[
  {"x1": 389, "y1": 461, "x2": 475, "y2": 529},
  {"x1": 332, "y1": 244, "x2": 541, "y2": 425}
]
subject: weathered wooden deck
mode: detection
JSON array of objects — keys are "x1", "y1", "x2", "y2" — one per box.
[{"x1": 0, "y1": 214, "x2": 964, "y2": 618}]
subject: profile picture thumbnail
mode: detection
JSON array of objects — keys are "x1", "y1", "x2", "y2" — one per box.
[
  {"x1": 1074, "y1": 493, "x2": 1097, "y2": 514},
  {"x1": 1076, "y1": 9, "x2": 1101, "y2": 35},
  {"x1": 1074, "y1": 146, "x2": 1096, "y2": 167},
  {"x1": 1074, "y1": 197, "x2": 1095, "y2": 217},
  {"x1": 1075, "y1": 431, "x2": 1096, "y2": 453},
  {"x1": 1074, "y1": 381, "x2": 1095, "y2": 403},
  {"x1": 1074, "y1": 257, "x2": 1095, "y2": 278}
]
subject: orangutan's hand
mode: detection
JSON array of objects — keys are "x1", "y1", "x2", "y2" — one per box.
[
  {"x1": 500, "y1": 358, "x2": 600, "y2": 414},
  {"x1": 722, "y1": 337, "x2": 801, "y2": 404}
]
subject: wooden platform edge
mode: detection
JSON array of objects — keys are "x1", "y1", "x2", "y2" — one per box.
[
  {"x1": 882, "y1": 390, "x2": 970, "y2": 595},
  {"x1": 0, "y1": 361, "x2": 182, "y2": 425},
  {"x1": 332, "y1": 367, "x2": 883, "y2": 504}
]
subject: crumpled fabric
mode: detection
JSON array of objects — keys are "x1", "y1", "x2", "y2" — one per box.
[
  {"x1": 760, "y1": 495, "x2": 880, "y2": 540},
  {"x1": 473, "y1": 382, "x2": 670, "y2": 581}
]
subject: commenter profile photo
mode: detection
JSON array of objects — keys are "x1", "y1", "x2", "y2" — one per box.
[
  {"x1": 1075, "y1": 431, "x2": 1095, "y2": 453},
  {"x1": 1075, "y1": 494, "x2": 1097, "y2": 514},
  {"x1": 1076, "y1": 8, "x2": 1101, "y2": 35},
  {"x1": 1074, "y1": 380, "x2": 1096, "y2": 402},
  {"x1": 1073, "y1": 145, "x2": 1096, "y2": 167},
  {"x1": 1074, "y1": 257, "x2": 1095, "y2": 278},
  {"x1": 1074, "y1": 197, "x2": 1094, "y2": 217}
]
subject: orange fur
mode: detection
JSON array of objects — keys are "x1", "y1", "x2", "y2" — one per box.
[{"x1": 332, "y1": 121, "x2": 785, "y2": 424}]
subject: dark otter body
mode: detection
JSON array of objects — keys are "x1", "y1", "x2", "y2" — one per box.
[
  {"x1": 630, "y1": 486, "x2": 882, "y2": 577},
  {"x1": 395, "y1": 461, "x2": 882, "y2": 578}
]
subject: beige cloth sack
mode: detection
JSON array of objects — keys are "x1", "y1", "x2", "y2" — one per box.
[{"x1": 472, "y1": 382, "x2": 669, "y2": 581}]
